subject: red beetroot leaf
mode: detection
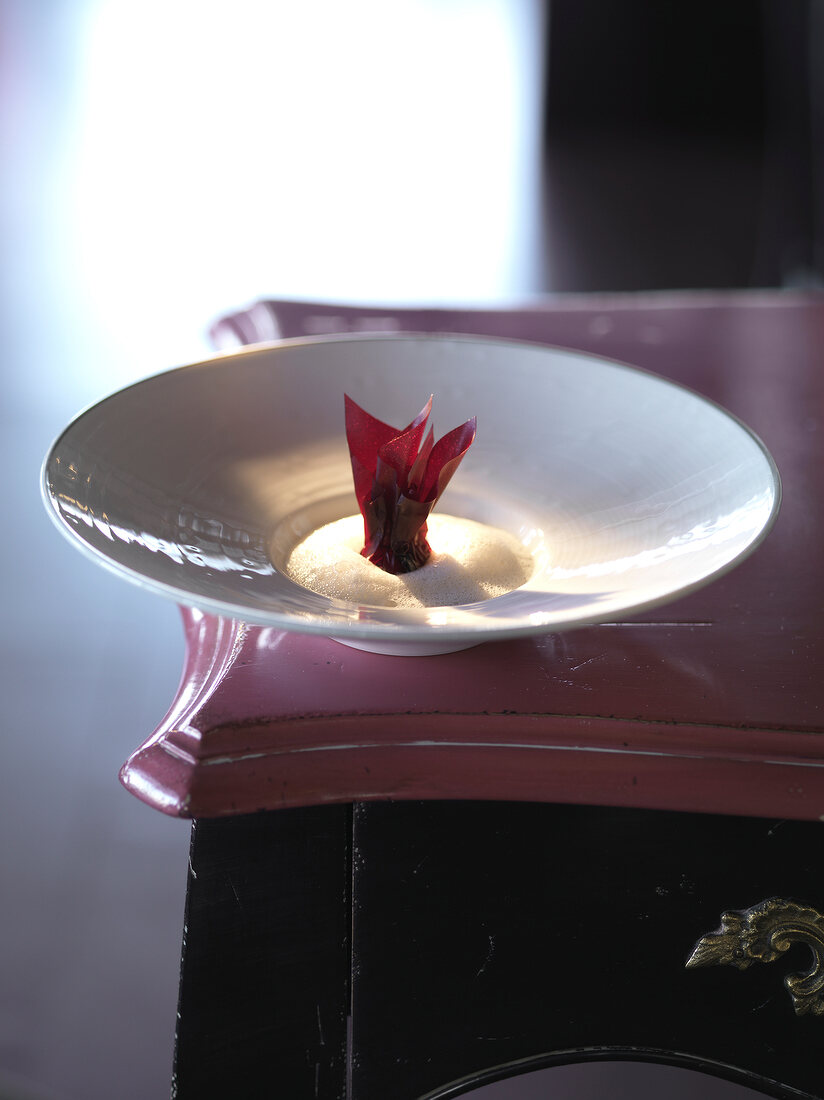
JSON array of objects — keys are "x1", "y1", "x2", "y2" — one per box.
[{"x1": 344, "y1": 394, "x2": 476, "y2": 574}]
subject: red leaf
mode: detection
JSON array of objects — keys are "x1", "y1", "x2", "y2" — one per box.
[
  {"x1": 418, "y1": 417, "x2": 476, "y2": 502},
  {"x1": 343, "y1": 394, "x2": 475, "y2": 574}
]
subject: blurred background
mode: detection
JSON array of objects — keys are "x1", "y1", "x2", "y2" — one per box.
[{"x1": 1, "y1": 1, "x2": 821, "y2": 1097}]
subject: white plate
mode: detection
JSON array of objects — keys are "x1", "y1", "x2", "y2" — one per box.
[{"x1": 42, "y1": 334, "x2": 780, "y2": 655}]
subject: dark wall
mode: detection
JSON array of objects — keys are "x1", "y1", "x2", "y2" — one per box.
[{"x1": 543, "y1": 0, "x2": 823, "y2": 291}]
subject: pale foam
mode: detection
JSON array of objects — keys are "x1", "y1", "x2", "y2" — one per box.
[{"x1": 284, "y1": 513, "x2": 534, "y2": 608}]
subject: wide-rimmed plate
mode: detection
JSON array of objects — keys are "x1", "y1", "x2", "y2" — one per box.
[{"x1": 42, "y1": 334, "x2": 780, "y2": 655}]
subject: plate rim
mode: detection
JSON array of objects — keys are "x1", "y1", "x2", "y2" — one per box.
[{"x1": 40, "y1": 331, "x2": 783, "y2": 643}]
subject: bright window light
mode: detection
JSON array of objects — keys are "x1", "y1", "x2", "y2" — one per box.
[{"x1": 58, "y1": 0, "x2": 544, "y2": 387}]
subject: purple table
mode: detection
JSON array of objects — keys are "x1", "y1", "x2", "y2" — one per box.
[{"x1": 123, "y1": 292, "x2": 824, "y2": 824}]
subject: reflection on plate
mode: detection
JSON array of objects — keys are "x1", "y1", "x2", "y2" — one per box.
[{"x1": 42, "y1": 334, "x2": 780, "y2": 655}]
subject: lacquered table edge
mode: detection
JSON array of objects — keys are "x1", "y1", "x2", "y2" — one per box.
[
  {"x1": 120, "y1": 609, "x2": 824, "y2": 823},
  {"x1": 119, "y1": 293, "x2": 824, "y2": 825}
]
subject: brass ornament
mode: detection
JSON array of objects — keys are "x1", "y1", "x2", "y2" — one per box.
[{"x1": 687, "y1": 898, "x2": 824, "y2": 1016}]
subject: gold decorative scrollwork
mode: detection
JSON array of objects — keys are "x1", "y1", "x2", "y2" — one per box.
[{"x1": 687, "y1": 897, "x2": 824, "y2": 1016}]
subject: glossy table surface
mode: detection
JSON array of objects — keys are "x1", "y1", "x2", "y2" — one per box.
[{"x1": 122, "y1": 292, "x2": 824, "y2": 822}]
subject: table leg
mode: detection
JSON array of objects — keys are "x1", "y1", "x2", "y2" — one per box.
[{"x1": 172, "y1": 805, "x2": 351, "y2": 1099}]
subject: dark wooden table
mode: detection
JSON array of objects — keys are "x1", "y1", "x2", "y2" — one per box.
[{"x1": 125, "y1": 293, "x2": 824, "y2": 1099}]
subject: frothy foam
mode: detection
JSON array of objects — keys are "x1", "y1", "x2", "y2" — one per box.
[{"x1": 284, "y1": 513, "x2": 533, "y2": 608}]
